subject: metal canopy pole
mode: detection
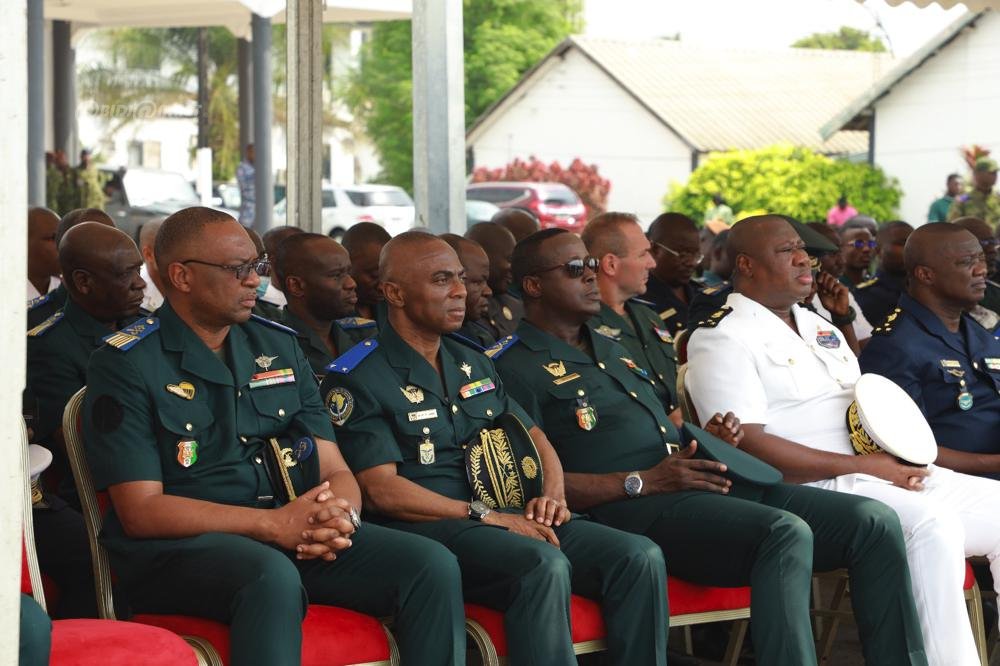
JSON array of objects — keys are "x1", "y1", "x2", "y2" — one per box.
[
  {"x1": 27, "y1": 0, "x2": 44, "y2": 206},
  {"x1": 251, "y1": 13, "x2": 273, "y2": 234},
  {"x1": 285, "y1": 0, "x2": 323, "y2": 233},
  {"x1": 238, "y1": 38, "x2": 253, "y2": 157},
  {"x1": 411, "y1": 0, "x2": 466, "y2": 234},
  {"x1": 53, "y1": 20, "x2": 77, "y2": 160}
]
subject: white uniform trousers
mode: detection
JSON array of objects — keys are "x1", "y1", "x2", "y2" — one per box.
[{"x1": 814, "y1": 465, "x2": 1000, "y2": 666}]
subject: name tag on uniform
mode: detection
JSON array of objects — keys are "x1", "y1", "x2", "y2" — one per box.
[
  {"x1": 249, "y1": 368, "x2": 296, "y2": 389},
  {"x1": 984, "y1": 358, "x2": 1000, "y2": 371},
  {"x1": 459, "y1": 378, "x2": 495, "y2": 399},
  {"x1": 940, "y1": 359, "x2": 962, "y2": 369},
  {"x1": 408, "y1": 409, "x2": 438, "y2": 422}
]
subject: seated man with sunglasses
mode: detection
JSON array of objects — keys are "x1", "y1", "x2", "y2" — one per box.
[
  {"x1": 642, "y1": 212, "x2": 706, "y2": 336},
  {"x1": 853, "y1": 221, "x2": 913, "y2": 326},
  {"x1": 83, "y1": 207, "x2": 466, "y2": 666},
  {"x1": 494, "y1": 228, "x2": 927, "y2": 666},
  {"x1": 320, "y1": 230, "x2": 670, "y2": 666}
]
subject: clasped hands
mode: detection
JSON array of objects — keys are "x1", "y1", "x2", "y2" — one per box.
[{"x1": 273, "y1": 481, "x2": 357, "y2": 562}]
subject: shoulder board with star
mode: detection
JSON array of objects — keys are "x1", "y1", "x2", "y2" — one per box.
[
  {"x1": 699, "y1": 281, "x2": 730, "y2": 296},
  {"x1": 871, "y1": 307, "x2": 903, "y2": 336},
  {"x1": 249, "y1": 313, "x2": 297, "y2": 335},
  {"x1": 697, "y1": 306, "x2": 733, "y2": 329},
  {"x1": 484, "y1": 335, "x2": 519, "y2": 360},
  {"x1": 103, "y1": 317, "x2": 160, "y2": 351},
  {"x1": 855, "y1": 277, "x2": 879, "y2": 290},
  {"x1": 27, "y1": 310, "x2": 65, "y2": 337},
  {"x1": 27, "y1": 292, "x2": 53, "y2": 311},
  {"x1": 325, "y1": 338, "x2": 379, "y2": 375},
  {"x1": 447, "y1": 331, "x2": 486, "y2": 352},
  {"x1": 336, "y1": 316, "x2": 377, "y2": 330}
]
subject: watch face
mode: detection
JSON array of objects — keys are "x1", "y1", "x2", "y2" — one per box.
[
  {"x1": 624, "y1": 474, "x2": 642, "y2": 497},
  {"x1": 470, "y1": 500, "x2": 490, "y2": 515}
]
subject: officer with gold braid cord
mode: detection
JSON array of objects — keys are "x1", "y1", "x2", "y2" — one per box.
[{"x1": 321, "y1": 231, "x2": 668, "y2": 666}]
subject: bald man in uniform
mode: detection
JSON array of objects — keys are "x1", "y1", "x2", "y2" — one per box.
[
  {"x1": 854, "y1": 221, "x2": 913, "y2": 327},
  {"x1": 321, "y1": 231, "x2": 669, "y2": 666},
  {"x1": 274, "y1": 233, "x2": 376, "y2": 378},
  {"x1": 687, "y1": 214, "x2": 1000, "y2": 666},
  {"x1": 953, "y1": 217, "x2": 1000, "y2": 329},
  {"x1": 83, "y1": 207, "x2": 464, "y2": 665},
  {"x1": 465, "y1": 222, "x2": 523, "y2": 338},
  {"x1": 644, "y1": 213, "x2": 705, "y2": 335},
  {"x1": 492, "y1": 208, "x2": 539, "y2": 243},
  {"x1": 441, "y1": 234, "x2": 495, "y2": 350},
  {"x1": 256, "y1": 226, "x2": 304, "y2": 315},
  {"x1": 27, "y1": 207, "x2": 62, "y2": 301},
  {"x1": 341, "y1": 222, "x2": 391, "y2": 323}
]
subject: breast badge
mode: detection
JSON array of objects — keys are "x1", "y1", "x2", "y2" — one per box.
[
  {"x1": 325, "y1": 387, "x2": 354, "y2": 426},
  {"x1": 166, "y1": 381, "x2": 196, "y2": 400},
  {"x1": 593, "y1": 325, "x2": 621, "y2": 341},
  {"x1": 419, "y1": 433, "x2": 436, "y2": 465},
  {"x1": 543, "y1": 360, "x2": 567, "y2": 378},
  {"x1": 255, "y1": 354, "x2": 278, "y2": 370},
  {"x1": 176, "y1": 439, "x2": 198, "y2": 468},
  {"x1": 653, "y1": 326, "x2": 673, "y2": 344},
  {"x1": 619, "y1": 357, "x2": 650, "y2": 378},
  {"x1": 815, "y1": 330, "x2": 841, "y2": 349},
  {"x1": 575, "y1": 398, "x2": 597, "y2": 431},
  {"x1": 400, "y1": 385, "x2": 425, "y2": 404},
  {"x1": 460, "y1": 362, "x2": 473, "y2": 379}
]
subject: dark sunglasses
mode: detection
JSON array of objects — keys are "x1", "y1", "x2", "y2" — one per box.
[
  {"x1": 843, "y1": 240, "x2": 877, "y2": 250},
  {"x1": 533, "y1": 256, "x2": 600, "y2": 278}
]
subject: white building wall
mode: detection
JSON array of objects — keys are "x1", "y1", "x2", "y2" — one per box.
[
  {"x1": 873, "y1": 12, "x2": 1000, "y2": 226},
  {"x1": 469, "y1": 48, "x2": 692, "y2": 225}
]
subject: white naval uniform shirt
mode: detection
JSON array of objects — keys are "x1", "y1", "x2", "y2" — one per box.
[
  {"x1": 686, "y1": 292, "x2": 880, "y2": 490},
  {"x1": 810, "y1": 290, "x2": 873, "y2": 341}
]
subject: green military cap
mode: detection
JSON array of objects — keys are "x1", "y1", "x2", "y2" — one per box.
[
  {"x1": 680, "y1": 423, "x2": 783, "y2": 500},
  {"x1": 778, "y1": 215, "x2": 839, "y2": 255},
  {"x1": 975, "y1": 156, "x2": 998, "y2": 173},
  {"x1": 465, "y1": 412, "x2": 544, "y2": 509},
  {"x1": 847, "y1": 373, "x2": 937, "y2": 466}
]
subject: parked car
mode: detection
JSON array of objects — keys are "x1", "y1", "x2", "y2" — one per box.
[
  {"x1": 273, "y1": 184, "x2": 416, "y2": 239},
  {"x1": 102, "y1": 167, "x2": 204, "y2": 240},
  {"x1": 466, "y1": 181, "x2": 587, "y2": 232},
  {"x1": 465, "y1": 199, "x2": 500, "y2": 225}
]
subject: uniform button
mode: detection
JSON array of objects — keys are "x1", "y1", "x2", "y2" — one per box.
[
  {"x1": 788, "y1": 358, "x2": 796, "y2": 365},
  {"x1": 237, "y1": 390, "x2": 242, "y2": 397},
  {"x1": 598, "y1": 362, "x2": 606, "y2": 369},
  {"x1": 658, "y1": 373, "x2": 665, "y2": 380},
  {"x1": 629, "y1": 391, "x2": 638, "y2": 398},
  {"x1": 577, "y1": 389, "x2": 585, "y2": 396},
  {"x1": 659, "y1": 426, "x2": 667, "y2": 433},
  {"x1": 451, "y1": 405, "x2": 458, "y2": 414},
  {"x1": 649, "y1": 380, "x2": 655, "y2": 385},
  {"x1": 486, "y1": 408, "x2": 493, "y2": 417},
  {"x1": 254, "y1": 455, "x2": 263, "y2": 464},
  {"x1": 973, "y1": 362, "x2": 979, "y2": 370},
  {"x1": 422, "y1": 426, "x2": 430, "y2": 434},
  {"x1": 277, "y1": 408, "x2": 286, "y2": 417},
  {"x1": 185, "y1": 423, "x2": 193, "y2": 432},
  {"x1": 240, "y1": 436, "x2": 248, "y2": 443}
]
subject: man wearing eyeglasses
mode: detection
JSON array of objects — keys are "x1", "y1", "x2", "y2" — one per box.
[
  {"x1": 839, "y1": 226, "x2": 876, "y2": 288},
  {"x1": 854, "y1": 221, "x2": 913, "y2": 327},
  {"x1": 494, "y1": 227, "x2": 927, "y2": 666},
  {"x1": 953, "y1": 217, "x2": 1000, "y2": 330},
  {"x1": 83, "y1": 208, "x2": 467, "y2": 666},
  {"x1": 321, "y1": 231, "x2": 670, "y2": 666},
  {"x1": 687, "y1": 215, "x2": 1000, "y2": 666},
  {"x1": 644, "y1": 212, "x2": 706, "y2": 335},
  {"x1": 860, "y1": 223, "x2": 1000, "y2": 480}
]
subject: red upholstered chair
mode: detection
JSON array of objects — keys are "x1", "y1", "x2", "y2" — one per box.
[
  {"x1": 464, "y1": 579, "x2": 751, "y2": 666},
  {"x1": 20, "y1": 416, "x2": 199, "y2": 665},
  {"x1": 62, "y1": 388, "x2": 399, "y2": 666}
]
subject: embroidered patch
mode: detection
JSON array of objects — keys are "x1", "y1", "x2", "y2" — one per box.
[{"x1": 326, "y1": 387, "x2": 354, "y2": 426}]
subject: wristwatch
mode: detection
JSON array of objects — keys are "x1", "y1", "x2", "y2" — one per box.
[
  {"x1": 624, "y1": 471, "x2": 643, "y2": 498},
  {"x1": 348, "y1": 506, "x2": 361, "y2": 532},
  {"x1": 830, "y1": 306, "x2": 857, "y2": 327},
  {"x1": 468, "y1": 500, "x2": 492, "y2": 521}
]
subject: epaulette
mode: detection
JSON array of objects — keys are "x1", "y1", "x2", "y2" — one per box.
[
  {"x1": 447, "y1": 332, "x2": 486, "y2": 352},
  {"x1": 27, "y1": 310, "x2": 64, "y2": 337},
  {"x1": 325, "y1": 338, "x2": 379, "y2": 374},
  {"x1": 249, "y1": 313, "x2": 297, "y2": 335},
  {"x1": 27, "y1": 292, "x2": 52, "y2": 311},
  {"x1": 484, "y1": 335, "x2": 519, "y2": 360},
  {"x1": 629, "y1": 297, "x2": 655, "y2": 308},
  {"x1": 872, "y1": 307, "x2": 902, "y2": 336},
  {"x1": 336, "y1": 316, "x2": 377, "y2": 330},
  {"x1": 855, "y1": 277, "x2": 879, "y2": 290},
  {"x1": 696, "y1": 306, "x2": 732, "y2": 329},
  {"x1": 103, "y1": 317, "x2": 160, "y2": 351},
  {"x1": 699, "y1": 281, "x2": 730, "y2": 296}
]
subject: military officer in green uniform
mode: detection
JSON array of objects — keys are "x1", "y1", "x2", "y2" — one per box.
[
  {"x1": 441, "y1": 233, "x2": 497, "y2": 350},
  {"x1": 272, "y1": 233, "x2": 377, "y2": 377},
  {"x1": 321, "y1": 231, "x2": 669, "y2": 666},
  {"x1": 466, "y1": 222, "x2": 524, "y2": 338},
  {"x1": 341, "y1": 222, "x2": 391, "y2": 323},
  {"x1": 582, "y1": 212, "x2": 682, "y2": 425},
  {"x1": 643, "y1": 213, "x2": 706, "y2": 335},
  {"x1": 494, "y1": 228, "x2": 927, "y2": 666},
  {"x1": 949, "y1": 157, "x2": 1000, "y2": 227},
  {"x1": 83, "y1": 208, "x2": 465, "y2": 666}
]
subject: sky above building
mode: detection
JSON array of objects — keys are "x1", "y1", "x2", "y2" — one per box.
[{"x1": 583, "y1": 0, "x2": 968, "y2": 57}]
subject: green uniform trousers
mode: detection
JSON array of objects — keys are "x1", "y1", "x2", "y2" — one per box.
[
  {"x1": 589, "y1": 483, "x2": 927, "y2": 666},
  {"x1": 19, "y1": 594, "x2": 51, "y2": 666},
  {"x1": 389, "y1": 515, "x2": 668, "y2": 666},
  {"x1": 108, "y1": 523, "x2": 465, "y2": 666}
]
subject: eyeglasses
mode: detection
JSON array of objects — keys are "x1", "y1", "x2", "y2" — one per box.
[
  {"x1": 843, "y1": 240, "x2": 877, "y2": 250},
  {"x1": 652, "y1": 241, "x2": 704, "y2": 264},
  {"x1": 181, "y1": 257, "x2": 270, "y2": 281},
  {"x1": 980, "y1": 239, "x2": 1000, "y2": 249},
  {"x1": 532, "y1": 256, "x2": 600, "y2": 279}
]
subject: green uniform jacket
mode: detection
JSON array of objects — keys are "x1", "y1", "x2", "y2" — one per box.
[
  {"x1": 948, "y1": 189, "x2": 1000, "y2": 227},
  {"x1": 588, "y1": 300, "x2": 679, "y2": 412},
  {"x1": 493, "y1": 320, "x2": 677, "y2": 476},
  {"x1": 83, "y1": 301, "x2": 333, "y2": 554},
  {"x1": 452, "y1": 320, "x2": 497, "y2": 351},
  {"x1": 27, "y1": 284, "x2": 68, "y2": 329},
  {"x1": 320, "y1": 321, "x2": 534, "y2": 511},
  {"x1": 279, "y1": 307, "x2": 378, "y2": 379}
]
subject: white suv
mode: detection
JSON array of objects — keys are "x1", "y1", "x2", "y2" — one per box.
[{"x1": 274, "y1": 184, "x2": 415, "y2": 239}]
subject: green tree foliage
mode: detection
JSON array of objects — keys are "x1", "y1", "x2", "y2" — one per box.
[
  {"x1": 348, "y1": 0, "x2": 582, "y2": 191},
  {"x1": 792, "y1": 26, "x2": 886, "y2": 52},
  {"x1": 664, "y1": 145, "x2": 901, "y2": 224}
]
